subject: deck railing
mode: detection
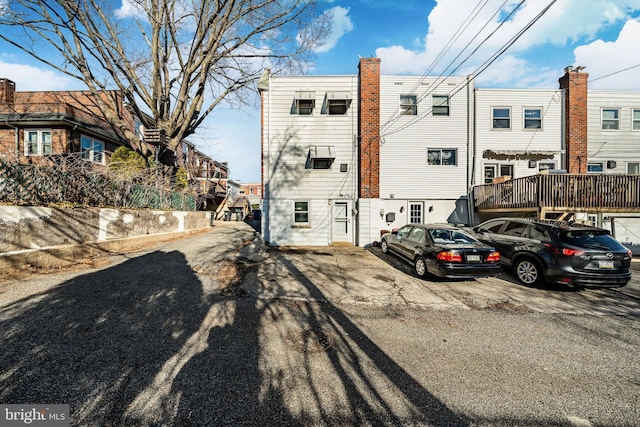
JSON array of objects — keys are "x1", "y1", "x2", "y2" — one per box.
[{"x1": 473, "y1": 174, "x2": 640, "y2": 214}]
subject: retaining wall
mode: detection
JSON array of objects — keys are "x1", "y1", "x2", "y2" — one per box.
[{"x1": 0, "y1": 206, "x2": 213, "y2": 272}]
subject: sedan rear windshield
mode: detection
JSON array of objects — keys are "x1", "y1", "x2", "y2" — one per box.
[{"x1": 559, "y1": 230, "x2": 625, "y2": 251}]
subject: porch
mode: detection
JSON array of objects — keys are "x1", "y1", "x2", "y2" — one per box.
[{"x1": 473, "y1": 173, "x2": 640, "y2": 220}]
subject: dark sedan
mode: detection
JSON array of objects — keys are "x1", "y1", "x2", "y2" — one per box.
[{"x1": 380, "y1": 224, "x2": 502, "y2": 279}]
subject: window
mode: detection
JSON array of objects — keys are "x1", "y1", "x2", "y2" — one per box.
[
  {"x1": 400, "y1": 95, "x2": 417, "y2": 115},
  {"x1": 81, "y1": 135, "x2": 104, "y2": 164},
  {"x1": 633, "y1": 109, "x2": 640, "y2": 131},
  {"x1": 294, "y1": 201, "x2": 309, "y2": 223},
  {"x1": 432, "y1": 95, "x2": 450, "y2": 116},
  {"x1": 484, "y1": 164, "x2": 512, "y2": 183},
  {"x1": 409, "y1": 227, "x2": 425, "y2": 242},
  {"x1": 538, "y1": 162, "x2": 556, "y2": 171},
  {"x1": 602, "y1": 108, "x2": 620, "y2": 130},
  {"x1": 427, "y1": 148, "x2": 457, "y2": 166},
  {"x1": 492, "y1": 107, "x2": 511, "y2": 129},
  {"x1": 503, "y1": 221, "x2": 527, "y2": 237},
  {"x1": 325, "y1": 91, "x2": 352, "y2": 115},
  {"x1": 308, "y1": 146, "x2": 335, "y2": 169},
  {"x1": 524, "y1": 108, "x2": 542, "y2": 129},
  {"x1": 628, "y1": 162, "x2": 640, "y2": 174},
  {"x1": 409, "y1": 202, "x2": 423, "y2": 224},
  {"x1": 24, "y1": 129, "x2": 52, "y2": 156},
  {"x1": 293, "y1": 91, "x2": 315, "y2": 115},
  {"x1": 476, "y1": 219, "x2": 507, "y2": 234},
  {"x1": 484, "y1": 165, "x2": 496, "y2": 183},
  {"x1": 587, "y1": 162, "x2": 603, "y2": 173}
]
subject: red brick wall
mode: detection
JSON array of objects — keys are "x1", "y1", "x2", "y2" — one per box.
[
  {"x1": 559, "y1": 69, "x2": 588, "y2": 174},
  {"x1": 358, "y1": 58, "x2": 381, "y2": 199}
]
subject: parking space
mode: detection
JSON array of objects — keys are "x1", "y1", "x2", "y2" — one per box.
[{"x1": 242, "y1": 244, "x2": 640, "y2": 316}]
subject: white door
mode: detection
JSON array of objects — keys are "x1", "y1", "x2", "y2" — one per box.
[{"x1": 332, "y1": 202, "x2": 350, "y2": 243}]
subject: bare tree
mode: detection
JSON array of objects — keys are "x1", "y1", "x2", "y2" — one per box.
[{"x1": 0, "y1": 0, "x2": 329, "y2": 164}]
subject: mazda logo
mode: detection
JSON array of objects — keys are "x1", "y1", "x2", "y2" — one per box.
[{"x1": 606, "y1": 253, "x2": 614, "y2": 259}]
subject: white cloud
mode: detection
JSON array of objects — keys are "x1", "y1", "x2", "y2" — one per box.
[
  {"x1": 376, "y1": 0, "x2": 640, "y2": 89},
  {"x1": 0, "y1": 61, "x2": 75, "y2": 91},
  {"x1": 574, "y1": 19, "x2": 640, "y2": 89},
  {"x1": 115, "y1": 0, "x2": 146, "y2": 19},
  {"x1": 311, "y1": 6, "x2": 353, "y2": 53}
]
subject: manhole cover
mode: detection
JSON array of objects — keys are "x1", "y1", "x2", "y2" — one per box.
[{"x1": 285, "y1": 326, "x2": 334, "y2": 353}]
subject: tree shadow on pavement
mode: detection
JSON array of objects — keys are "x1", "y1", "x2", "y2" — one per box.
[{"x1": 0, "y1": 233, "x2": 469, "y2": 425}]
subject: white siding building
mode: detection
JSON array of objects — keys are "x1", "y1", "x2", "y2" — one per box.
[
  {"x1": 474, "y1": 88, "x2": 564, "y2": 185},
  {"x1": 260, "y1": 59, "x2": 640, "y2": 247},
  {"x1": 260, "y1": 73, "x2": 359, "y2": 246}
]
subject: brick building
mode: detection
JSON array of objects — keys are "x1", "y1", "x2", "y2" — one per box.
[{"x1": 0, "y1": 78, "x2": 134, "y2": 165}]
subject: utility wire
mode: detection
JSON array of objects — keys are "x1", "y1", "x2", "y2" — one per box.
[
  {"x1": 380, "y1": 0, "x2": 558, "y2": 139},
  {"x1": 380, "y1": 0, "x2": 523, "y2": 135},
  {"x1": 589, "y1": 63, "x2": 640, "y2": 83}
]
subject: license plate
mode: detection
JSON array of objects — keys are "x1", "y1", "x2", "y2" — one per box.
[
  {"x1": 466, "y1": 255, "x2": 481, "y2": 262},
  {"x1": 598, "y1": 260, "x2": 614, "y2": 269}
]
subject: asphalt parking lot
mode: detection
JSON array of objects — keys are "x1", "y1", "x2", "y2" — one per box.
[
  {"x1": 2, "y1": 222, "x2": 640, "y2": 426},
  {"x1": 242, "y1": 239, "x2": 640, "y2": 317}
]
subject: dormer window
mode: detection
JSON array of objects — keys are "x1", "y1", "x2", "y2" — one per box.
[{"x1": 294, "y1": 91, "x2": 315, "y2": 115}]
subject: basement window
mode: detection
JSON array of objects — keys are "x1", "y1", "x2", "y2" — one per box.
[{"x1": 325, "y1": 91, "x2": 352, "y2": 115}]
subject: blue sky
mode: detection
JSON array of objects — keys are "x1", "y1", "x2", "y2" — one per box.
[{"x1": 2, "y1": 0, "x2": 640, "y2": 182}]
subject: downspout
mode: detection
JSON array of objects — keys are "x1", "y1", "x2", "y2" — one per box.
[
  {"x1": 467, "y1": 75, "x2": 477, "y2": 225},
  {"x1": 6, "y1": 121, "x2": 19, "y2": 157}
]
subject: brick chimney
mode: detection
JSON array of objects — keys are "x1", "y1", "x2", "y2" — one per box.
[
  {"x1": 358, "y1": 58, "x2": 381, "y2": 199},
  {"x1": 559, "y1": 66, "x2": 588, "y2": 174},
  {"x1": 0, "y1": 78, "x2": 16, "y2": 104}
]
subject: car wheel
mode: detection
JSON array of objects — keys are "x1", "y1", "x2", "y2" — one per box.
[
  {"x1": 414, "y1": 256, "x2": 428, "y2": 278},
  {"x1": 381, "y1": 239, "x2": 389, "y2": 254},
  {"x1": 514, "y1": 258, "x2": 542, "y2": 286}
]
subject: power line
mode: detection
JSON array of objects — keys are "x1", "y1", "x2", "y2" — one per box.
[
  {"x1": 380, "y1": 0, "x2": 512, "y2": 134},
  {"x1": 380, "y1": 0, "x2": 558, "y2": 139},
  {"x1": 589, "y1": 63, "x2": 640, "y2": 83}
]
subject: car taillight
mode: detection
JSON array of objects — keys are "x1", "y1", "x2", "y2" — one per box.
[
  {"x1": 437, "y1": 251, "x2": 462, "y2": 262},
  {"x1": 486, "y1": 252, "x2": 500, "y2": 262},
  {"x1": 544, "y1": 243, "x2": 585, "y2": 256},
  {"x1": 626, "y1": 248, "x2": 633, "y2": 258}
]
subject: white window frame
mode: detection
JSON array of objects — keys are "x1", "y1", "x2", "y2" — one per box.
[
  {"x1": 484, "y1": 163, "x2": 513, "y2": 183},
  {"x1": 601, "y1": 108, "x2": 620, "y2": 130},
  {"x1": 432, "y1": 95, "x2": 450, "y2": 116},
  {"x1": 24, "y1": 129, "x2": 52, "y2": 156},
  {"x1": 524, "y1": 107, "x2": 543, "y2": 129},
  {"x1": 81, "y1": 135, "x2": 105, "y2": 164},
  {"x1": 293, "y1": 201, "x2": 310, "y2": 224},
  {"x1": 628, "y1": 162, "x2": 640, "y2": 174},
  {"x1": 400, "y1": 94, "x2": 417, "y2": 115},
  {"x1": 632, "y1": 108, "x2": 640, "y2": 131},
  {"x1": 427, "y1": 148, "x2": 457, "y2": 166},
  {"x1": 492, "y1": 107, "x2": 511, "y2": 129}
]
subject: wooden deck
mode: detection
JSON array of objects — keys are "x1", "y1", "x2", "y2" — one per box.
[{"x1": 473, "y1": 174, "x2": 640, "y2": 218}]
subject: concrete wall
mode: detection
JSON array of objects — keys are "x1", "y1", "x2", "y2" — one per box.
[{"x1": 0, "y1": 206, "x2": 212, "y2": 272}]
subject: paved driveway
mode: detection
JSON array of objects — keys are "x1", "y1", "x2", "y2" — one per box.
[{"x1": 242, "y1": 243, "x2": 640, "y2": 316}]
